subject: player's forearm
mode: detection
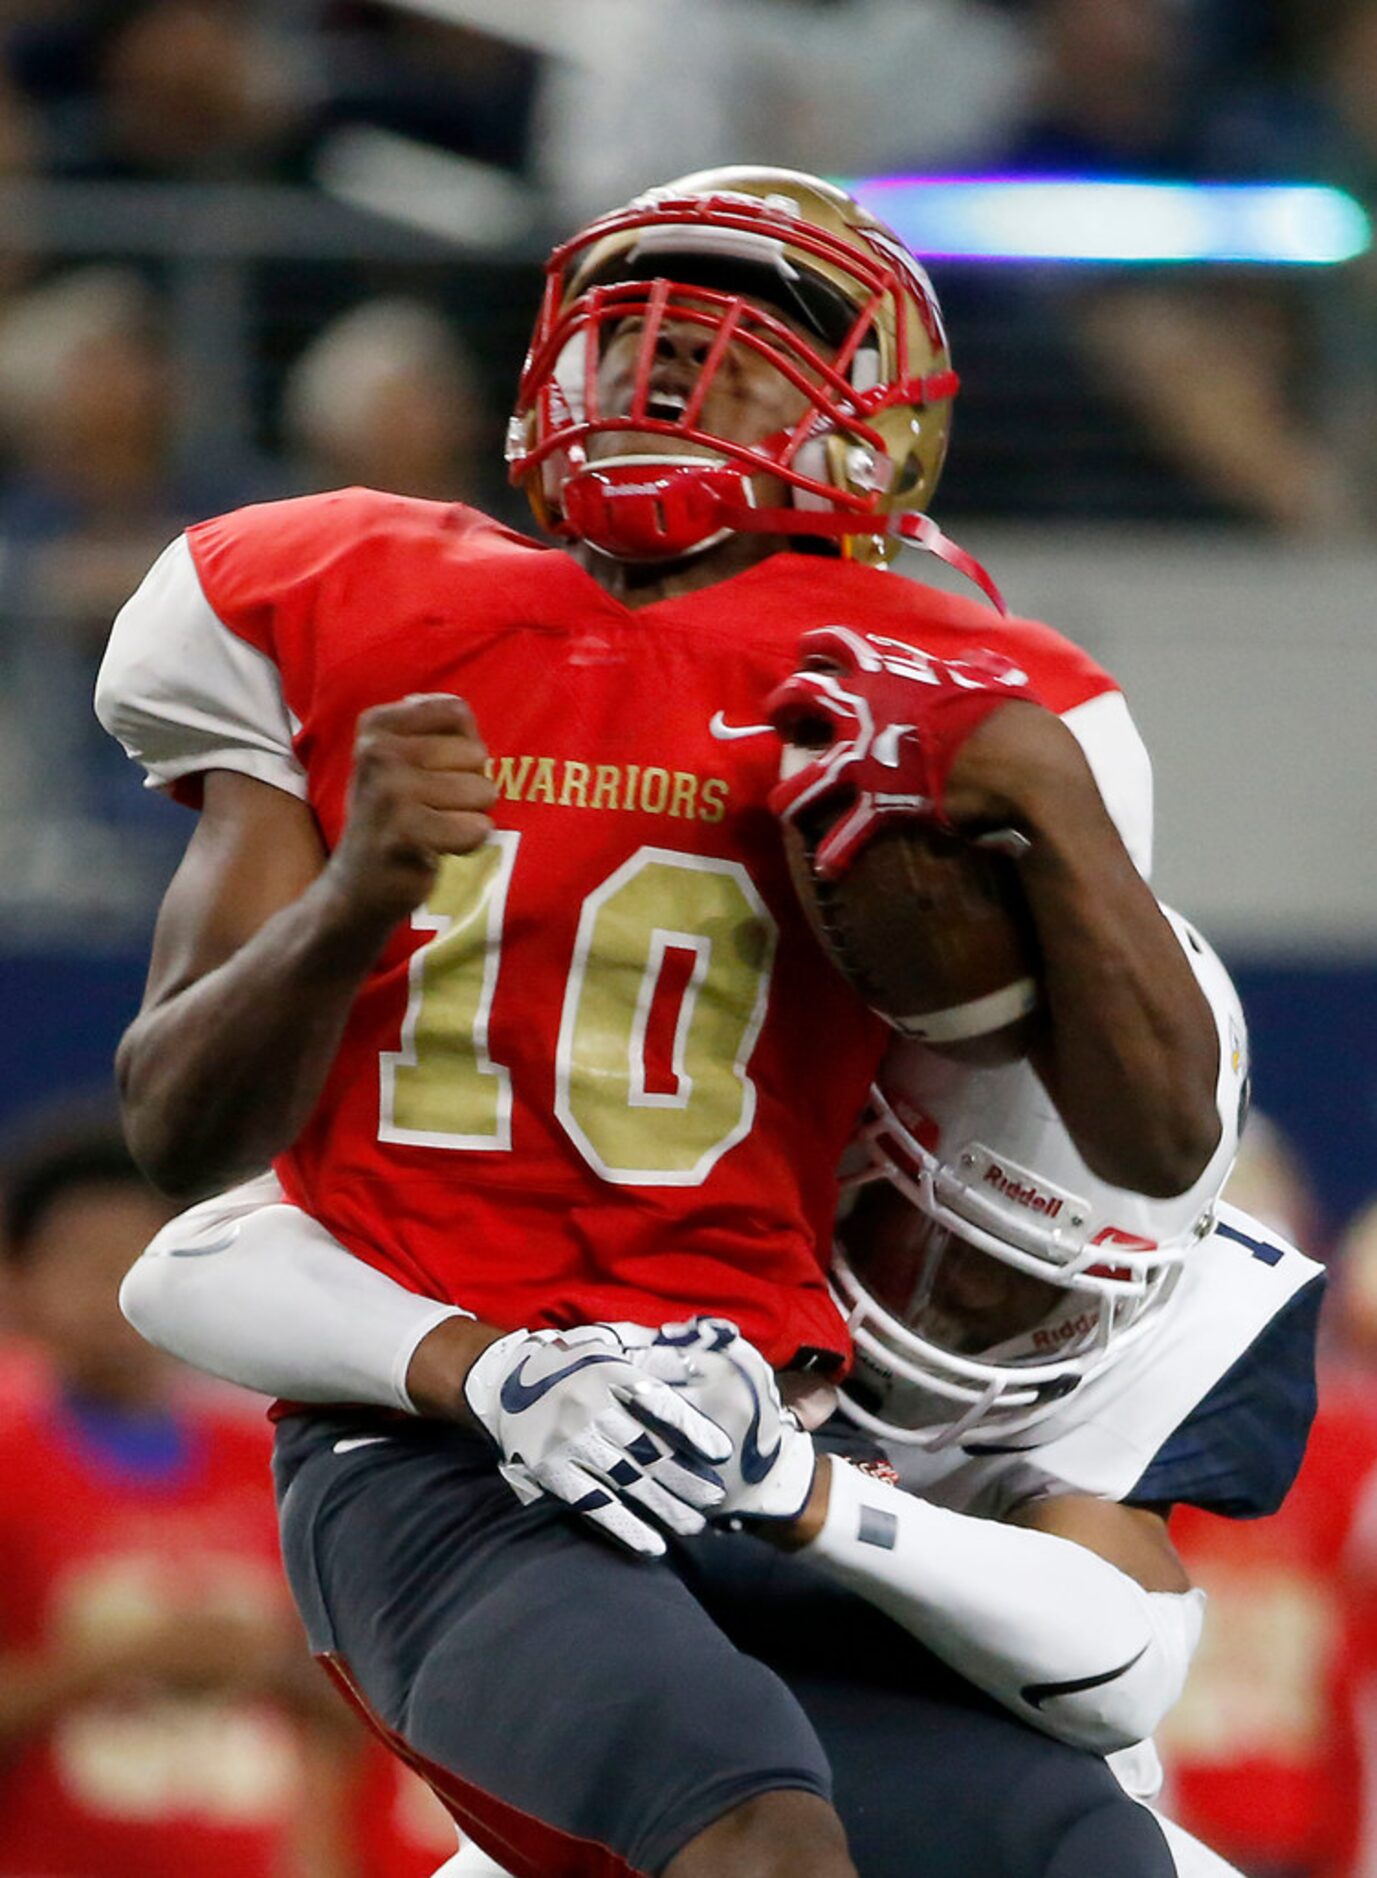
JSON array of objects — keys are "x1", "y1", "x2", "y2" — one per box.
[
  {"x1": 1019, "y1": 797, "x2": 1219, "y2": 1195},
  {"x1": 949, "y1": 714, "x2": 1218, "y2": 1194},
  {"x1": 122, "y1": 1188, "x2": 497, "y2": 1412},
  {"x1": 798, "y1": 1458, "x2": 1204, "y2": 1753},
  {"x1": 117, "y1": 872, "x2": 398, "y2": 1198}
]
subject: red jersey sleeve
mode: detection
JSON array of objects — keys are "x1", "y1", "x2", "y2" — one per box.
[{"x1": 186, "y1": 487, "x2": 523, "y2": 661}]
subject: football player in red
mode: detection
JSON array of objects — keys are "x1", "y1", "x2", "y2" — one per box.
[
  {"x1": 98, "y1": 168, "x2": 1221, "y2": 1876},
  {"x1": 0, "y1": 1121, "x2": 353, "y2": 1877}
]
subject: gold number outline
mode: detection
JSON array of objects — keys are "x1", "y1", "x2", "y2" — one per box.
[
  {"x1": 554, "y1": 845, "x2": 778, "y2": 1187},
  {"x1": 378, "y1": 829, "x2": 520, "y2": 1149},
  {"x1": 380, "y1": 839, "x2": 778, "y2": 1185}
]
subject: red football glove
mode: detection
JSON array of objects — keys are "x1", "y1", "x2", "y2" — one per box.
[{"x1": 766, "y1": 625, "x2": 1041, "y2": 879}]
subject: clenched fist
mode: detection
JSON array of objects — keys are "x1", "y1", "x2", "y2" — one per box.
[{"x1": 327, "y1": 693, "x2": 498, "y2": 926}]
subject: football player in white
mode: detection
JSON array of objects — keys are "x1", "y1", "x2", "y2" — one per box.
[
  {"x1": 118, "y1": 909, "x2": 1306, "y2": 1876},
  {"x1": 714, "y1": 932, "x2": 1319, "y2": 1875}
]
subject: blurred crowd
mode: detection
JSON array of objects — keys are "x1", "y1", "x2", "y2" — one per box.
[
  {"x1": 0, "y1": 3, "x2": 1375, "y2": 1874},
  {"x1": 0, "y1": 0, "x2": 1376, "y2": 934},
  {"x1": 0, "y1": 1109, "x2": 463, "y2": 1875},
  {"x1": 1156, "y1": 1118, "x2": 1377, "y2": 1878}
]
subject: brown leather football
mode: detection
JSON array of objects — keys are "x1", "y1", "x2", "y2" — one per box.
[{"x1": 782, "y1": 816, "x2": 1042, "y2": 1063}]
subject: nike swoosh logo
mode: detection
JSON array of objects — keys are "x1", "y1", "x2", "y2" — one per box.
[
  {"x1": 871, "y1": 722, "x2": 916, "y2": 767},
  {"x1": 734, "y1": 1359, "x2": 782, "y2": 1485},
  {"x1": 499, "y1": 1352, "x2": 621, "y2": 1414},
  {"x1": 708, "y1": 712, "x2": 775, "y2": 741},
  {"x1": 1022, "y1": 1645, "x2": 1149, "y2": 1711},
  {"x1": 961, "y1": 1441, "x2": 1043, "y2": 1456},
  {"x1": 166, "y1": 1230, "x2": 239, "y2": 1258},
  {"x1": 333, "y1": 1435, "x2": 391, "y2": 1455}
]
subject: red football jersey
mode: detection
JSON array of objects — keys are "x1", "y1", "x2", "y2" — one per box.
[
  {"x1": 1162, "y1": 1381, "x2": 1377, "y2": 1877},
  {"x1": 0, "y1": 1374, "x2": 303, "y2": 1877},
  {"x1": 160, "y1": 491, "x2": 1122, "y2": 1367},
  {"x1": 346, "y1": 1747, "x2": 464, "y2": 1877}
]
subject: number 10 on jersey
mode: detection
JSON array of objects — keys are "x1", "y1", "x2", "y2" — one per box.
[{"x1": 379, "y1": 836, "x2": 778, "y2": 1187}]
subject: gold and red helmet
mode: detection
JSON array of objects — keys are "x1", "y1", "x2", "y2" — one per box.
[{"x1": 508, "y1": 166, "x2": 959, "y2": 567}]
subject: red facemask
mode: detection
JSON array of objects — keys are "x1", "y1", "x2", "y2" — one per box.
[{"x1": 509, "y1": 191, "x2": 959, "y2": 564}]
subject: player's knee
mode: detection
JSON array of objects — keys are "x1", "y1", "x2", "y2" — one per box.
[
  {"x1": 1044, "y1": 1796, "x2": 1176, "y2": 1878},
  {"x1": 980, "y1": 1735, "x2": 1175, "y2": 1878},
  {"x1": 665, "y1": 1789, "x2": 856, "y2": 1878}
]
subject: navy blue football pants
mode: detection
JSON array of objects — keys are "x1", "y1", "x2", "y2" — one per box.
[{"x1": 274, "y1": 1411, "x2": 1176, "y2": 1878}]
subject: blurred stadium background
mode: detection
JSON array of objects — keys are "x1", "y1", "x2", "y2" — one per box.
[{"x1": 0, "y1": 2, "x2": 1375, "y2": 1873}]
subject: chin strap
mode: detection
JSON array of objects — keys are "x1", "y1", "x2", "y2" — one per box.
[
  {"x1": 559, "y1": 461, "x2": 1008, "y2": 614},
  {"x1": 894, "y1": 512, "x2": 1009, "y2": 615}
]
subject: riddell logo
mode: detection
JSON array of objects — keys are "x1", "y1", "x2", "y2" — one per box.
[
  {"x1": 1033, "y1": 1310, "x2": 1096, "y2": 1351},
  {"x1": 983, "y1": 1163, "x2": 1063, "y2": 1218}
]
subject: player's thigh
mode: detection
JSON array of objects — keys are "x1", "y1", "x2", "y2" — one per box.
[
  {"x1": 677, "y1": 1529, "x2": 1173, "y2": 1878},
  {"x1": 797, "y1": 1671, "x2": 1175, "y2": 1878},
  {"x1": 275, "y1": 1413, "x2": 834, "y2": 1878}
]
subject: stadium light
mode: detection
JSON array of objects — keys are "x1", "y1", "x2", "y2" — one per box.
[{"x1": 842, "y1": 177, "x2": 1371, "y2": 266}]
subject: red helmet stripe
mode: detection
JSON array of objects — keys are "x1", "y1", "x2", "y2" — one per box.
[{"x1": 629, "y1": 277, "x2": 671, "y2": 422}]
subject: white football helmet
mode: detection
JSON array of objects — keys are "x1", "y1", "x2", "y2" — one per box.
[{"x1": 834, "y1": 908, "x2": 1250, "y2": 1447}]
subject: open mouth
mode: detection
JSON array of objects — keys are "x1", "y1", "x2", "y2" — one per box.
[{"x1": 644, "y1": 390, "x2": 690, "y2": 422}]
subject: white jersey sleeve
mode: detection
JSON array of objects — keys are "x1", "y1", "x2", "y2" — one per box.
[
  {"x1": 1060, "y1": 688, "x2": 1154, "y2": 879},
  {"x1": 94, "y1": 533, "x2": 307, "y2": 801}
]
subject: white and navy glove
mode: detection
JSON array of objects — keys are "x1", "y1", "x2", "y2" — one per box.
[
  {"x1": 462, "y1": 1324, "x2": 733, "y2": 1558},
  {"x1": 639, "y1": 1318, "x2": 818, "y2": 1523}
]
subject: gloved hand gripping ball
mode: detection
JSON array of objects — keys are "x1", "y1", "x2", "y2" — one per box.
[{"x1": 766, "y1": 626, "x2": 1042, "y2": 1057}]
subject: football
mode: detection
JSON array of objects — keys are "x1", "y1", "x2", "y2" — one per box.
[{"x1": 781, "y1": 814, "x2": 1042, "y2": 1063}]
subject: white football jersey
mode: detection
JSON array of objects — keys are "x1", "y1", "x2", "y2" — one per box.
[
  {"x1": 887, "y1": 1199, "x2": 1324, "y2": 1523},
  {"x1": 874, "y1": 1199, "x2": 1320, "y2": 1827}
]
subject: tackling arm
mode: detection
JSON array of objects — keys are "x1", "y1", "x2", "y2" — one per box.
[
  {"x1": 121, "y1": 1190, "x2": 732, "y2": 1559},
  {"x1": 655, "y1": 1323, "x2": 1205, "y2": 1755},
  {"x1": 119, "y1": 1178, "x2": 473, "y2": 1410},
  {"x1": 793, "y1": 1454, "x2": 1203, "y2": 1754},
  {"x1": 124, "y1": 1227, "x2": 1206, "y2": 1750}
]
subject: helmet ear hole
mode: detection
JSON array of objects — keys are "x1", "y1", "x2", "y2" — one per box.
[{"x1": 891, "y1": 453, "x2": 924, "y2": 498}]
